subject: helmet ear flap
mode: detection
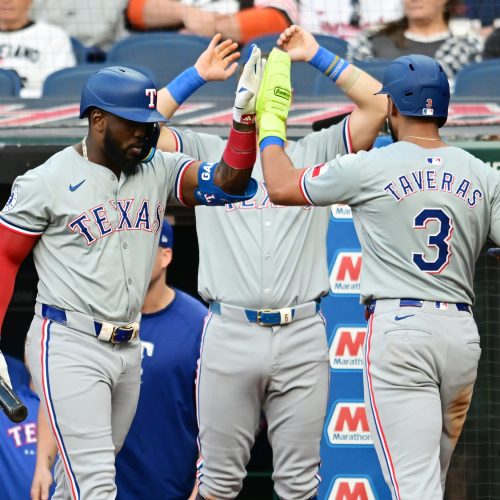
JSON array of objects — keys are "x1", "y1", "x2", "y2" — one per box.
[{"x1": 140, "y1": 123, "x2": 161, "y2": 163}]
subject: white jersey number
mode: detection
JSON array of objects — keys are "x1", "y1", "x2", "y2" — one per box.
[{"x1": 412, "y1": 208, "x2": 453, "y2": 274}]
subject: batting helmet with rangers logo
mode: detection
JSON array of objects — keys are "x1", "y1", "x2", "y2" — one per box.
[{"x1": 376, "y1": 54, "x2": 450, "y2": 127}]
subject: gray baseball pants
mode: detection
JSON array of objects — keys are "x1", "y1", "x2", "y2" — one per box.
[
  {"x1": 25, "y1": 313, "x2": 141, "y2": 499},
  {"x1": 196, "y1": 303, "x2": 330, "y2": 500},
  {"x1": 363, "y1": 299, "x2": 481, "y2": 500}
]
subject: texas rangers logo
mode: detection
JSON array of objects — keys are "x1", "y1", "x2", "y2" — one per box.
[
  {"x1": 145, "y1": 88, "x2": 157, "y2": 109},
  {"x1": 329, "y1": 327, "x2": 366, "y2": 370},
  {"x1": 327, "y1": 402, "x2": 373, "y2": 445},
  {"x1": 426, "y1": 98, "x2": 433, "y2": 109},
  {"x1": 327, "y1": 477, "x2": 376, "y2": 500}
]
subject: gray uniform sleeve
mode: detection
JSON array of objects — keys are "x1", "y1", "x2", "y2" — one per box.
[
  {"x1": 0, "y1": 169, "x2": 51, "y2": 235},
  {"x1": 294, "y1": 116, "x2": 352, "y2": 164},
  {"x1": 300, "y1": 150, "x2": 369, "y2": 207},
  {"x1": 489, "y1": 168, "x2": 500, "y2": 245},
  {"x1": 153, "y1": 151, "x2": 200, "y2": 207},
  {"x1": 168, "y1": 127, "x2": 226, "y2": 162}
]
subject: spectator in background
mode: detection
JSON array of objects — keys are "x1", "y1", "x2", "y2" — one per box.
[
  {"x1": 0, "y1": 0, "x2": 76, "y2": 98},
  {"x1": 0, "y1": 354, "x2": 50, "y2": 500},
  {"x1": 300, "y1": 0, "x2": 403, "y2": 42},
  {"x1": 348, "y1": 0, "x2": 483, "y2": 82},
  {"x1": 483, "y1": 26, "x2": 500, "y2": 58},
  {"x1": 30, "y1": 0, "x2": 129, "y2": 51},
  {"x1": 31, "y1": 220, "x2": 208, "y2": 500},
  {"x1": 126, "y1": 0, "x2": 298, "y2": 45}
]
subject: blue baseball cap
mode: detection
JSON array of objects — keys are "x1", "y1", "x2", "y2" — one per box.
[{"x1": 159, "y1": 219, "x2": 174, "y2": 248}]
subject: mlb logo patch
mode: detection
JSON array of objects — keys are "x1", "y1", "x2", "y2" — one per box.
[
  {"x1": 426, "y1": 157, "x2": 442, "y2": 166},
  {"x1": 435, "y1": 302, "x2": 449, "y2": 310},
  {"x1": 422, "y1": 108, "x2": 434, "y2": 116}
]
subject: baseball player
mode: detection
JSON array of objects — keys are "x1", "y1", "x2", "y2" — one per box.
[
  {"x1": 155, "y1": 25, "x2": 387, "y2": 500},
  {"x1": 0, "y1": 44, "x2": 263, "y2": 498},
  {"x1": 31, "y1": 220, "x2": 207, "y2": 500},
  {"x1": 257, "y1": 52, "x2": 500, "y2": 499}
]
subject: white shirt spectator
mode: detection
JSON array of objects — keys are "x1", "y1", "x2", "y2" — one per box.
[
  {"x1": 300, "y1": 0, "x2": 403, "y2": 40},
  {"x1": 0, "y1": 20, "x2": 76, "y2": 98},
  {"x1": 30, "y1": 0, "x2": 129, "y2": 50}
]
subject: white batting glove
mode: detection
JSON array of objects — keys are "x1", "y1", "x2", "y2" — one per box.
[
  {"x1": 233, "y1": 44, "x2": 265, "y2": 125},
  {"x1": 0, "y1": 350, "x2": 12, "y2": 389}
]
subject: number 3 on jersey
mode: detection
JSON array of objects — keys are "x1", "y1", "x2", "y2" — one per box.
[{"x1": 412, "y1": 208, "x2": 453, "y2": 274}]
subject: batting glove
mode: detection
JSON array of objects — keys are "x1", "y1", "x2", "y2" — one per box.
[
  {"x1": 256, "y1": 48, "x2": 292, "y2": 146},
  {"x1": 232, "y1": 44, "x2": 264, "y2": 125},
  {"x1": 0, "y1": 350, "x2": 12, "y2": 389}
]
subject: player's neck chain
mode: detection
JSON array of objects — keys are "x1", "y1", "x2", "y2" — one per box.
[
  {"x1": 82, "y1": 136, "x2": 88, "y2": 160},
  {"x1": 402, "y1": 135, "x2": 441, "y2": 141}
]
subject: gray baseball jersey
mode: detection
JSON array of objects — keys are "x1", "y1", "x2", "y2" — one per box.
[
  {"x1": 170, "y1": 118, "x2": 351, "y2": 499},
  {"x1": 170, "y1": 117, "x2": 351, "y2": 309},
  {"x1": 300, "y1": 140, "x2": 500, "y2": 499},
  {"x1": 1, "y1": 144, "x2": 198, "y2": 499},
  {"x1": 0, "y1": 145, "x2": 196, "y2": 323},
  {"x1": 301, "y1": 142, "x2": 500, "y2": 304}
]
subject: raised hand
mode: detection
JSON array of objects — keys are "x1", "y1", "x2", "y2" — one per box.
[
  {"x1": 277, "y1": 25, "x2": 319, "y2": 62},
  {"x1": 233, "y1": 44, "x2": 265, "y2": 124},
  {"x1": 194, "y1": 33, "x2": 240, "y2": 82}
]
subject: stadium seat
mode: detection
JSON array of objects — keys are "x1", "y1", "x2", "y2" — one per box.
[
  {"x1": 42, "y1": 64, "x2": 157, "y2": 99},
  {"x1": 241, "y1": 33, "x2": 348, "y2": 60},
  {"x1": 42, "y1": 64, "x2": 107, "y2": 98},
  {"x1": 453, "y1": 59, "x2": 500, "y2": 98},
  {"x1": 70, "y1": 37, "x2": 106, "y2": 64},
  {"x1": 0, "y1": 69, "x2": 22, "y2": 97},
  {"x1": 107, "y1": 34, "x2": 210, "y2": 87}
]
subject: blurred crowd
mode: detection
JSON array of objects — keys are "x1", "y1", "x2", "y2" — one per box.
[{"x1": 0, "y1": 0, "x2": 499, "y2": 97}]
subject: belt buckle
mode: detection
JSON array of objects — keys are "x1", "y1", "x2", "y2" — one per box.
[
  {"x1": 257, "y1": 309, "x2": 274, "y2": 326},
  {"x1": 111, "y1": 323, "x2": 138, "y2": 343}
]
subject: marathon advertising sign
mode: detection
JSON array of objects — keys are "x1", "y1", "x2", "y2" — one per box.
[
  {"x1": 326, "y1": 402, "x2": 373, "y2": 446},
  {"x1": 327, "y1": 477, "x2": 376, "y2": 500},
  {"x1": 329, "y1": 251, "x2": 362, "y2": 295},
  {"x1": 329, "y1": 326, "x2": 366, "y2": 371}
]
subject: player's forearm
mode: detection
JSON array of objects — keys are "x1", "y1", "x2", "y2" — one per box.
[
  {"x1": 213, "y1": 15, "x2": 241, "y2": 42},
  {"x1": 214, "y1": 121, "x2": 256, "y2": 194},
  {"x1": 261, "y1": 145, "x2": 305, "y2": 205},
  {"x1": 36, "y1": 406, "x2": 58, "y2": 468}
]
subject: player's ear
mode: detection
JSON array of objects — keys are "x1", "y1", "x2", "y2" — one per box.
[
  {"x1": 161, "y1": 247, "x2": 173, "y2": 269},
  {"x1": 89, "y1": 108, "x2": 105, "y2": 133}
]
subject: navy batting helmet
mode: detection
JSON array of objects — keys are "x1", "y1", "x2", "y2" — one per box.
[
  {"x1": 79, "y1": 66, "x2": 167, "y2": 123},
  {"x1": 376, "y1": 55, "x2": 450, "y2": 127}
]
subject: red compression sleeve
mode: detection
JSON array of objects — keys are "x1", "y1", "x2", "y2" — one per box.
[
  {"x1": 0, "y1": 225, "x2": 38, "y2": 333},
  {"x1": 222, "y1": 127, "x2": 257, "y2": 170}
]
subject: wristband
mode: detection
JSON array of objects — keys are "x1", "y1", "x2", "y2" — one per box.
[
  {"x1": 222, "y1": 127, "x2": 257, "y2": 170},
  {"x1": 259, "y1": 136, "x2": 284, "y2": 151},
  {"x1": 309, "y1": 46, "x2": 350, "y2": 82},
  {"x1": 166, "y1": 66, "x2": 206, "y2": 105}
]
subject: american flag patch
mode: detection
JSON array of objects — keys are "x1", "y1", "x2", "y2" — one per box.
[
  {"x1": 426, "y1": 157, "x2": 442, "y2": 166},
  {"x1": 311, "y1": 163, "x2": 328, "y2": 178}
]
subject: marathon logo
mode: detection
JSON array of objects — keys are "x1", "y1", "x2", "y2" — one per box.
[
  {"x1": 274, "y1": 86, "x2": 291, "y2": 101},
  {"x1": 329, "y1": 327, "x2": 366, "y2": 370},
  {"x1": 329, "y1": 251, "x2": 362, "y2": 294},
  {"x1": 426, "y1": 156, "x2": 442, "y2": 166},
  {"x1": 327, "y1": 402, "x2": 373, "y2": 445},
  {"x1": 327, "y1": 477, "x2": 376, "y2": 500},
  {"x1": 331, "y1": 204, "x2": 352, "y2": 219}
]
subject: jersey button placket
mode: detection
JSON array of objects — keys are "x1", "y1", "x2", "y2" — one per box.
[{"x1": 262, "y1": 220, "x2": 273, "y2": 303}]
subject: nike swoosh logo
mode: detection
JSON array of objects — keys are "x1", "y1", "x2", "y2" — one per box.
[
  {"x1": 395, "y1": 314, "x2": 415, "y2": 321},
  {"x1": 69, "y1": 180, "x2": 86, "y2": 192}
]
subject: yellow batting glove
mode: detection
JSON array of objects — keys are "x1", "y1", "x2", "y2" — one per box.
[{"x1": 256, "y1": 48, "x2": 292, "y2": 148}]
